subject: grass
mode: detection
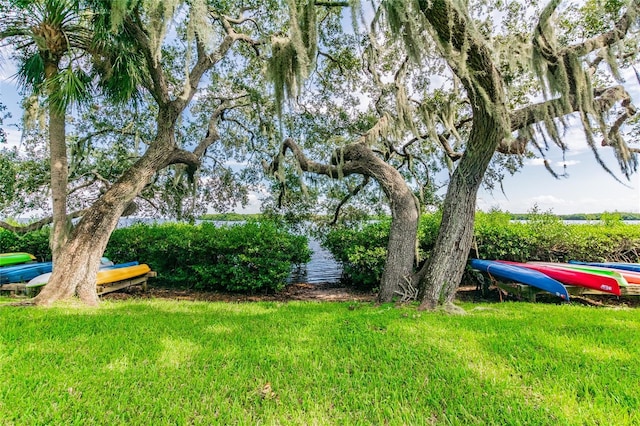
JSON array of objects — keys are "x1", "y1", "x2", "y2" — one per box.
[{"x1": 0, "y1": 299, "x2": 639, "y2": 425}]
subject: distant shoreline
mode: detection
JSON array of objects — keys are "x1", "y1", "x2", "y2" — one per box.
[{"x1": 199, "y1": 212, "x2": 640, "y2": 222}]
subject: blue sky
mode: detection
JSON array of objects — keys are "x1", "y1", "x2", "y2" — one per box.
[
  {"x1": 477, "y1": 64, "x2": 640, "y2": 215},
  {"x1": 477, "y1": 114, "x2": 640, "y2": 214},
  {"x1": 2, "y1": 55, "x2": 640, "y2": 216}
]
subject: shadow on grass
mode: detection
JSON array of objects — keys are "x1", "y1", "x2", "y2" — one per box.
[{"x1": 7, "y1": 300, "x2": 632, "y2": 423}]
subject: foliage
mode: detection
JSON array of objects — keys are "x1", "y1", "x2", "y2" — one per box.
[
  {"x1": 321, "y1": 210, "x2": 640, "y2": 288},
  {"x1": 1, "y1": 300, "x2": 639, "y2": 424},
  {"x1": 104, "y1": 221, "x2": 310, "y2": 293},
  {"x1": 199, "y1": 213, "x2": 264, "y2": 221},
  {"x1": 322, "y1": 220, "x2": 391, "y2": 290},
  {"x1": 0, "y1": 221, "x2": 310, "y2": 292},
  {"x1": 0, "y1": 227, "x2": 51, "y2": 261},
  {"x1": 321, "y1": 213, "x2": 443, "y2": 290},
  {"x1": 509, "y1": 211, "x2": 640, "y2": 221},
  {"x1": 475, "y1": 210, "x2": 640, "y2": 263}
]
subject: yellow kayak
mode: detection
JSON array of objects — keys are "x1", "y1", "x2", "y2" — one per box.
[{"x1": 96, "y1": 264, "x2": 151, "y2": 285}]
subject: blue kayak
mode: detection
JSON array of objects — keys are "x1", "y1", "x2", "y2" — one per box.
[
  {"x1": 568, "y1": 260, "x2": 640, "y2": 273},
  {"x1": 2, "y1": 259, "x2": 136, "y2": 286},
  {"x1": 25, "y1": 261, "x2": 140, "y2": 288},
  {"x1": 470, "y1": 259, "x2": 569, "y2": 301},
  {"x1": 0, "y1": 262, "x2": 53, "y2": 284}
]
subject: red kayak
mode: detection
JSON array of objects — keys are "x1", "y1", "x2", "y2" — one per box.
[{"x1": 497, "y1": 260, "x2": 621, "y2": 295}]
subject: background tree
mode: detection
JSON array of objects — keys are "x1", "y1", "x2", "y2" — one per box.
[
  {"x1": 0, "y1": 0, "x2": 94, "y2": 261},
  {"x1": 29, "y1": 0, "x2": 323, "y2": 306},
  {"x1": 266, "y1": 0, "x2": 639, "y2": 307}
]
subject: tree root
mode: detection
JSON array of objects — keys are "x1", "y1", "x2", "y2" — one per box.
[
  {"x1": 441, "y1": 302, "x2": 467, "y2": 315},
  {"x1": 394, "y1": 276, "x2": 418, "y2": 302}
]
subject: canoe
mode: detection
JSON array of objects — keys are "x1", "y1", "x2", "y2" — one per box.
[
  {"x1": 497, "y1": 260, "x2": 621, "y2": 295},
  {"x1": 0, "y1": 262, "x2": 53, "y2": 285},
  {"x1": 0, "y1": 252, "x2": 36, "y2": 267},
  {"x1": 568, "y1": 260, "x2": 640, "y2": 273},
  {"x1": 531, "y1": 262, "x2": 631, "y2": 286},
  {"x1": 470, "y1": 259, "x2": 569, "y2": 301},
  {"x1": 563, "y1": 264, "x2": 640, "y2": 285},
  {"x1": 26, "y1": 262, "x2": 140, "y2": 288},
  {"x1": 96, "y1": 264, "x2": 150, "y2": 285}
]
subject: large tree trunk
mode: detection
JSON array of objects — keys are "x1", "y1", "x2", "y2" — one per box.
[
  {"x1": 414, "y1": 0, "x2": 510, "y2": 310},
  {"x1": 45, "y1": 61, "x2": 70, "y2": 264},
  {"x1": 276, "y1": 139, "x2": 420, "y2": 302},
  {"x1": 34, "y1": 134, "x2": 179, "y2": 306},
  {"x1": 49, "y1": 106, "x2": 69, "y2": 263},
  {"x1": 371, "y1": 162, "x2": 419, "y2": 303},
  {"x1": 335, "y1": 144, "x2": 421, "y2": 302},
  {"x1": 417, "y1": 111, "x2": 504, "y2": 309},
  {"x1": 328, "y1": 143, "x2": 420, "y2": 302}
]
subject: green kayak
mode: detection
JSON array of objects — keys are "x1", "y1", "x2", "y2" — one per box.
[
  {"x1": 530, "y1": 262, "x2": 629, "y2": 288},
  {"x1": 0, "y1": 252, "x2": 36, "y2": 267}
]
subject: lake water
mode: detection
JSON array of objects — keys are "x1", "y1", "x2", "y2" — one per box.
[{"x1": 288, "y1": 238, "x2": 343, "y2": 284}]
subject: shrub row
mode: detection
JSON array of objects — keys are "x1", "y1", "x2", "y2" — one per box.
[
  {"x1": 320, "y1": 210, "x2": 640, "y2": 290},
  {"x1": 0, "y1": 227, "x2": 51, "y2": 261},
  {"x1": 0, "y1": 221, "x2": 311, "y2": 293}
]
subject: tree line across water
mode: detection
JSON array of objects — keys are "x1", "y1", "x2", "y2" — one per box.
[
  {"x1": 509, "y1": 212, "x2": 640, "y2": 221},
  {"x1": 201, "y1": 211, "x2": 640, "y2": 222}
]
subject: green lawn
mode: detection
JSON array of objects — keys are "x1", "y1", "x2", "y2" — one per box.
[{"x1": 0, "y1": 299, "x2": 638, "y2": 425}]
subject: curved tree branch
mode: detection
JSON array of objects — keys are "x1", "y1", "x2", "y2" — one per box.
[
  {"x1": 331, "y1": 176, "x2": 370, "y2": 225},
  {"x1": 0, "y1": 209, "x2": 87, "y2": 234},
  {"x1": 569, "y1": 0, "x2": 640, "y2": 58}
]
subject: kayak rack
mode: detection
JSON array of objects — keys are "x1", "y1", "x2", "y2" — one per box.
[
  {"x1": 493, "y1": 282, "x2": 640, "y2": 301},
  {"x1": 97, "y1": 271, "x2": 157, "y2": 296},
  {"x1": 564, "y1": 284, "x2": 640, "y2": 297},
  {"x1": 494, "y1": 282, "x2": 539, "y2": 302},
  {"x1": 0, "y1": 271, "x2": 156, "y2": 297}
]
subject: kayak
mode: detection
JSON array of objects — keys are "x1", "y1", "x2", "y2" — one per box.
[
  {"x1": 497, "y1": 260, "x2": 621, "y2": 295},
  {"x1": 568, "y1": 260, "x2": 640, "y2": 273},
  {"x1": 96, "y1": 264, "x2": 150, "y2": 285},
  {"x1": 531, "y1": 262, "x2": 631, "y2": 287},
  {"x1": 0, "y1": 252, "x2": 36, "y2": 267},
  {"x1": 0, "y1": 262, "x2": 53, "y2": 285},
  {"x1": 27, "y1": 262, "x2": 145, "y2": 288},
  {"x1": 470, "y1": 259, "x2": 569, "y2": 301}
]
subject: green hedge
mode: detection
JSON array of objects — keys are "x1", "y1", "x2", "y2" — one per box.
[
  {"x1": 105, "y1": 221, "x2": 311, "y2": 292},
  {"x1": 0, "y1": 227, "x2": 50, "y2": 261},
  {"x1": 1, "y1": 221, "x2": 311, "y2": 293},
  {"x1": 474, "y1": 210, "x2": 640, "y2": 262},
  {"x1": 320, "y1": 211, "x2": 640, "y2": 290}
]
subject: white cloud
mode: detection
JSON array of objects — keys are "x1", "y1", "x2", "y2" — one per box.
[
  {"x1": 530, "y1": 195, "x2": 565, "y2": 204},
  {"x1": 526, "y1": 158, "x2": 547, "y2": 166},
  {"x1": 234, "y1": 190, "x2": 264, "y2": 214},
  {"x1": 2, "y1": 127, "x2": 22, "y2": 149}
]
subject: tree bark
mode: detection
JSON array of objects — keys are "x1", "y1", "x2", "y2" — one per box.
[
  {"x1": 343, "y1": 145, "x2": 420, "y2": 303},
  {"x1": 45, "y1": 61, "x2": 70, "y2": 264}
]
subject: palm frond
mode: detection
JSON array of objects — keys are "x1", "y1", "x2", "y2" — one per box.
[
  {"x1": 45, "y1": 67, "x2": 92, "y2": 112},
  {"x1": 15, "y1": 54, "x2": 45, "y2": 92}
]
